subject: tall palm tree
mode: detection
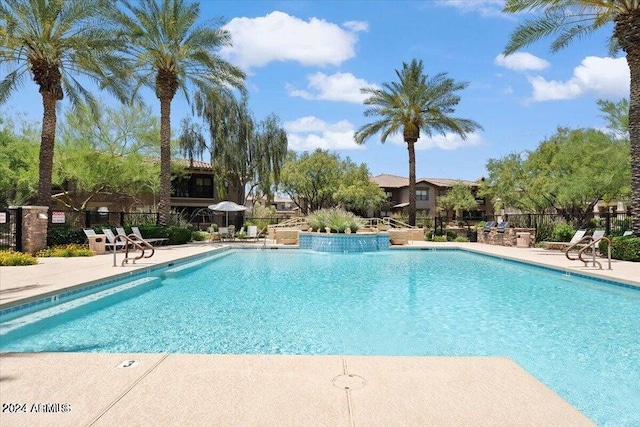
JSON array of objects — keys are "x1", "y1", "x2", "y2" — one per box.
[
  {"x1": 355, "y1": 59, "x2": 482, "y2": 226},
  {"x1": 0, "y1": 0, "x2": 129, "y2": 207},
  {"x1": 503, "y1": 0, "x2": 640, "y2": 235},
  {"x1": 114, "y1": 0, "x2": 245, "y2": 225}
]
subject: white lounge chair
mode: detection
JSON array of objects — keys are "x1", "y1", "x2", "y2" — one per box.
[
  {"x1": 90, "y1": 228, "x2": 127, "y2": 251},
  {"x1": 131, "y1": 226, "x2": 168, "y2": 246},
  {"x1": 543, "y1": 229, "x2": 587, "y2": 250},
  {"x1": 247, "y1": 225, "x2": 258, "y2": 241}
]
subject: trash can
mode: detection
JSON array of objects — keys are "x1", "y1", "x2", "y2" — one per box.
[
  {"x1": 88, "y1": 234, "x2": 106, "y2": 254},
  {"x1": 516, "y1": 232, "x2": 530, "y2": 248}
]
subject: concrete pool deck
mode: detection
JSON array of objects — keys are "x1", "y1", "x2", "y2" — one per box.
[{"x1": 1, "y1": 241, "x2": 637, "y2": 426}]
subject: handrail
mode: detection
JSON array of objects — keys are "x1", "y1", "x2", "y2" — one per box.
[
  {"x1": 565, "y1": 236, "x2": 597, "y2": 261},
  {"x1": 112, "y1": 234, "x2": 152, "y2": 267},
  {"x1": 577, "y1": 237, "x2": 612, "y2": 270},
  {"x1": 382, "y1": 217, "x2": 417, "y2": 229},
  {"x1": 127, "y1": 234, "x2": 155, "y2": 258},
  {"x1": 268, "y1": 217, "x2": 308, "y2": 229}
]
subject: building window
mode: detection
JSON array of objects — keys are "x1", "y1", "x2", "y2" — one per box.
[
  {"x1": 385, "y1": 191, "x2": 393, "y2": 202},
  {"x1": 193, "y1": 177, "x2": 213, "y2": 198},
  {"x1": 416, "y1": 189, "x2": 429, "y2": 201}
]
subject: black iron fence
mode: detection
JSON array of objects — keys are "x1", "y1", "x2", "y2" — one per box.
[
  {"x1": 39, "y1": 209, "x2": 636, "y2": 243},
  {"x1": 394, "y1": 212, "x2": 633, "y2": 242},
  {"x1": 0, "y1": 209, "x2": 19, "y2": 251},
  {"x1": 45, "y1": 210, "x2": 291, "y2": 232},
  {"x1": 0, "y1": 210, "x2": 17, "y2": 250},
  {"x1": 48, "y1": 210, "x2": 164, "y2": 230}
]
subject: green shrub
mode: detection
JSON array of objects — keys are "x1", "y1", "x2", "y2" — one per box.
[
  {"x1": 454, "y1": 236, "x2": 470, "y2": 242},
  {"x1": 433, "y1": 235, "x2": 448, "y2": 242},
  {"x1": 552, "y1": 222, "x2": 576, "y2": 242},
  {"x1": 307, "y1": 208, "x2": 362, "y2": 233},
  {"x1": 48, "y1": 226, "x2": 87, "y2": 246},
  {"x1": 0, "y1": 251, "x2": 38, "y2": 266},
  {"x1": 167, "y1": 226, "x2": 192, "y2": 245},
  {"x1": 37, "y1": 244, "x2": 94, "y2": 257},
  {"x1": 474, "y1": 221, "x2": 486, "y2": 230},
  {"x1": 599, "y1": 236, "x2": 640, "y2": 262},
  {"x1": 136, "y1": 224, "x2": 170, "y2": 239},
  {"x1": 191, "y1": 231, "x2": 209, "y2": 241},
  {"x1": 445, "y1": 231, "x2": 458, "y2": 241}
]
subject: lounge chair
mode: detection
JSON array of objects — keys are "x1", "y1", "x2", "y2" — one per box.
[
  {"x1": 83, "y1": 228, "x2": 121, "y2": 252},
  {"x1": 247, "y1": 225, "x2": 258, "y2": 241},
  {"x1": 542, "y1": 229, "x2": 587, "y2": 250},
  {"x1": 482, "y1": 221, "x2": 495, "y2": 232},
  {"x1": 218, "y1": 227, "x2": 229, "y2": 241},
  {"x1": 100, "y1": 228, "x2": 128, "y2": 251},
  {"x1": 622, "y1": 230, "x2": 634, "y2": 237},
  {"x1": 131, "y1": 226, "x2": 168, "y2": 246}
]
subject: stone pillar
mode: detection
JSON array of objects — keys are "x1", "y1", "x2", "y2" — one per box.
[{"x1": 19, "y1": 206, "x2": 49, "y2": 254}]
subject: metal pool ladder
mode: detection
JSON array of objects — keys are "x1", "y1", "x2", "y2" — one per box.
[
  {"x1": 112, "y1": 233, "x2": 155, "y2": 267},
  {"x1": 565, "y1": 236, "x2": 612, "y2": 270}
]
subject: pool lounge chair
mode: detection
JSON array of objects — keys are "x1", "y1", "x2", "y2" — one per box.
[
  {"x1": 97, "y1": 228, "x2": 128, "y2": 251},
  {"x1": 131, "y1": 226, "x2": 168, "y2": 246},
  {"x1": 83, "y1": 228, "x2": 122, "y2": 252},
  {"x1": 247, "y1": 225, "x2": 258, "y2": 241},
  {"x1": 542, "y1": 229, "x2": 587, "y2": 250}
]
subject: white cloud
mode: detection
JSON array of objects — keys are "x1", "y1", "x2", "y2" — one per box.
[
  {"x1": 221, "y1": 11, "x2": 367, "y2": 69},
  {"x1": 287, "y1": 72, "x2": 378, "y2": 103},
  {"x1": 387, "y1": 131, "x2": 484, "y2": 150},
  {"x1": 495, "y1": 52, "x2": 550, "y2": 71},
  {"x1": 284, "y1": 116, "x2": 363, "y2": 151},
  {"x1": 528, "y1": 56, "x2": 629, "y2": 101},
  {"x1": 343, "y1": 21, "x2": 369, "y2": 32},
  {"x1": 439, "y1": 0, "x2": 506, "y2": 17}
]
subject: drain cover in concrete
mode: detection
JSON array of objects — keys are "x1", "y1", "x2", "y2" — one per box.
[{"x1": 333, "y1": 374, "x2": 366, "y2": 390}]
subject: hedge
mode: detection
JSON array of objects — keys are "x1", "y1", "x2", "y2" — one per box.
[{"x1": 599, "y1": 236, "x2": 640, "y2": 262}]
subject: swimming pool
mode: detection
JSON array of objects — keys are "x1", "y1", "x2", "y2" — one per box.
[{"x1": 1, "y1": 249, "x2": 638, "y2": 425}]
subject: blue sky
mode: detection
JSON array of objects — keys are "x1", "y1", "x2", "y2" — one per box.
[{"x1": 3, "y1": 0, "x2": 629, "y2": 181}]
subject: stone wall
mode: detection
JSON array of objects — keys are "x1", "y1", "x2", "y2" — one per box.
[
  {"x1": 12, "y1": 206, "x2": 49, "y2": 254},
  {"x1": 478, "y1": 227, "x2": 536, "y2": 247}
]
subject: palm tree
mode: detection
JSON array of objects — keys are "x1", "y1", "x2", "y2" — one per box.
[
  {"x1": 114, "y1": 0, "x2": 245, "y2": 225},
  {"x1": 503, "y1": 0, "x2": 640, "y2": 235},
  {"x1": 355, "y1": 59, "x2": 482, "y2": 226},
  {"x1": 0, "y1": 0, "x2": 129, "y2": 207}
]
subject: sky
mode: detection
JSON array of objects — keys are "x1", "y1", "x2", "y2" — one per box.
[{"x1": 2, "y1": 0, "x2": 630, "y2": 181}]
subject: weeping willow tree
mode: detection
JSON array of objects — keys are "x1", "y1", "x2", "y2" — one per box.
[{"x1": 191, "y1": 91, "x2": 287, "y2": 204}]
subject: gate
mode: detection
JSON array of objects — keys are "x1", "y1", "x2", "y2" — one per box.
[{"x1": 0, "y1": 208, "x2": 21, "y2": 252}]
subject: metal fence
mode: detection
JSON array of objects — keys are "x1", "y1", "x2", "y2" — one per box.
[
  {"x1": 48, "y1": 210, "x2": 163, "y2": 230},
  {"x1": 42, "y1": 209, "x2": 635, "y2": 242},
  {"x1": 0, "y1": 209, "x2": 19, "y2": 251},
  {"x1": 484, "y1": 212, "x2": 633, "y2": 242}
]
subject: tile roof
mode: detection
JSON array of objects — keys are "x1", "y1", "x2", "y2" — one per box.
[
  {"x1": 370, "y1": 174, "x2": 478, "y2": 188},
  {"x1": 174, "y1": 158, "x2": 213, "y2": 170}
]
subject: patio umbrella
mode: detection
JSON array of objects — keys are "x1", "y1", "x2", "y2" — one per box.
[{"x1": 208, "y1": 201, "x2": 247, "y2": 227}]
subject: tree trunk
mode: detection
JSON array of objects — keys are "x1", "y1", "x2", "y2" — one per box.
[
  {"x1": 158, "y1": 96, "x2": 172, "y2": 226},
  {"x1": 628, "y1": 45, "x2": 640, "y2": 235},
  {"x1": 407, "y1": 139, "x2": 417, "y2": 226},
  {"x1": 36, "y1": 92, "x2": 58, "y2": 207}
]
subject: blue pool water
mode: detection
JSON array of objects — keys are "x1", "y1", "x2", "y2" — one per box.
[{"x1": 1, "y1": 249, "x2": 639, "y2": 425}]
